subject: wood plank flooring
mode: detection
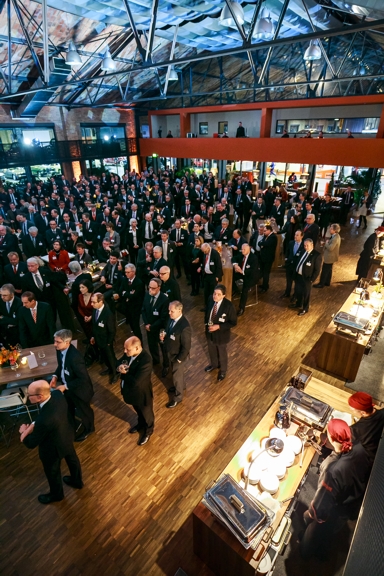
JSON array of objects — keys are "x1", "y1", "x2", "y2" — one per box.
[{"x1": 1, "y1": 208, "x2": 382, "y2": 576}]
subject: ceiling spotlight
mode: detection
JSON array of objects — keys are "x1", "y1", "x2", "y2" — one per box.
[
  {"x1": 254, "y1": 8, "x2": 274, "y2": 39},
  {"x1": 353, "y1": 63, "x2": 366, "y2": 76},
  {"x1": 23, "y1": 137, "x2": 32, "y2": 145},
  {"x1": 66, "y1": 41, "x2": 82, "y2": 66},
  {"x1": 304, "y1": 40, "x2": 322, "y2": 61},
  {"x1": 103, "y1": 135, "x2": 110, "y2": 141},
  {"x1": 168, "y1": 67, "x2": 178, "y2": 81},
  {"x1": 102, "y1": 48, "x2": 116, "y2": 71},
  {"x1": 219, "y1": 1, "x2": 245, "y2": 27}
]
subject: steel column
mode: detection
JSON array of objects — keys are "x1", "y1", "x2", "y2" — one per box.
[
  {"x1": 258, "y1": 0, "x2": 290, "y2": 85},
  {"x1": 42, "y1": 0, "x2": 49, "y2": 84}
]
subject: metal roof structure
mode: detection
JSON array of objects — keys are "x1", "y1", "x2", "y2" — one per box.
[{"x1": 1, "y1": 0, "x2": 384, "y2": 114}]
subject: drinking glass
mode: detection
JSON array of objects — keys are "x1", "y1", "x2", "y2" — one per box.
[
  {"x1": 160, "y1": 329, "x2": 166, "y2": 342},
  {"x1": 38, "y1": 351, "x2": 47, "y2": 366},
  {"x1": 11, "y1": 362, "x2": 21, "y2": 378}
]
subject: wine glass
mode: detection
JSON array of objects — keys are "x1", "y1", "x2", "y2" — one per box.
[
  {"x1": 159, "y1": 329, "x2": 166, "y2": 342},
  {"x1": 38, "y1": 351, "x2": 47, "y2": 366},
  {"x1": 11, "y1": 362, "x2": 21, "y2": 378}
]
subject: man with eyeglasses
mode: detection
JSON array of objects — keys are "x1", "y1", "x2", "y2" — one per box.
[
  {"x1": 19, "y1": 379, "x2": 83, "y2": 504},
  {"x1": 141, "y1": 278, "x2": 169, "y2": 365},
  {"x1": 159, "y1": 266, "x2": 181, "y2": 303},
  {"x1": 90, "y1": 292, "x2": 118, "y2": 384}
]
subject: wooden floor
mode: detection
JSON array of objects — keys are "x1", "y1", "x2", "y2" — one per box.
[{"x1": 1, "y1": 206, "x2": 382, "y2": 576}]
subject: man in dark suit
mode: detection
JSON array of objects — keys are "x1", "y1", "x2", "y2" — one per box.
[
  {"x1": 147, "y1": 246, "x2": 167, "y2": 282},
  {"x1": 81, "y1": 213, "x2": 98, "y2": 256},
  {"x1": 236, "y1": 122, "x2": 246, "y2": 137},
  {"x1": 51, "y1": 329, "x2": 95, "y2": 442},
  {"x1": 45, "y1": 220, "x2": 64, "y2": 249},
  {"x1": 232, "y1": 244, "x2": 260, "y2": 316},
  {"x1": 169, "y1": 220, "x2": 188, "y2": 279},
  {"x1": 270, "y1": 198, "x2": 285, "y2": 229},
  {"x1": 99, "y1": 252, "x2": 123, "y2": 313},
  {"x1": 303, "y1": 214, "x2": 320, "y2": 246},
  {"x1": 117, "y1": 263, "x2": 145, "y2": 341},
  {"x1": 181, "y1": 199, "x2": 195, "y2": 219},
  {"x1": 199, "y1": 243, "x2": 223, "y2": 308},
  {"x1": 140, "y1": 213, "x2": 157, "y2": 244},
  {"x1": 258, "y1": 225, "x2": 277, "y2": 292},
  {"x1": 280, "y1": 229, "x2": 304, "y2": 299},
  {"x1": 21, "y1": 257, "x2": 66, "y2": 315},
  {"x1": 34, "y1": 209, "x2": 50, "y2": 235},
  {"x1": 21, "y1": 227, "x2": 47, "y2": 259},
  {"x1": 214, "y1": 219, "x2": 233, "y2": 243},
  {"x1": 127, "y1": 219, "x2": 143, "y2": 265},
  {"x1": 4, "y1": 252, "x2": 28, "y2": 296},
  {"x1": 73, "y1": 244, "x2": 92, "y2": 268},
  {"x1": 340, "y1": 186, "x2": 354, "y2": 226},
  {"x1": 0, "y1": 225, "x2": 19, "y2": 266},
  {"x1": 204, "y1": 284, "x2": 237, "y2": 382},
  {"x1": 156, "y1": 230, "x2": 176, "y2": 270},
  {"x1": 136, "y1": 242, "x2": 154, "y2": 283},
  {"x1": 290, "y1": 239, "x2": 322, "y2": 316},
  {"x1": 19, "y1": 380, "x2": 83, "y2": 504},
  {"x1": 0, "y1": 283, "x2": 22, "y2": 345},
  {"x1": 118, "y1": 337, "x2": 154, "y2": 446},
  {"x1": 19, "y1": 291, "x2": 56, "y2": 348},
  {"x1": 161, "y1": 301, "x2": 192, "y2": 407},
  {"x1": 90, "y1": 292, "x2": 118, "y2": 383},
  {"x1": 60, "y1": 214, "x2": 77, "y2": 246},
  {"x1": 160, "y1": 266, "x2": 181, "y2": 302},
  {"x1": 141, "y1": 278, "x2": 169, "y2": 365}
]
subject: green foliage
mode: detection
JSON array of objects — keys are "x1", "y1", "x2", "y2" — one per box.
[{"x1": 344, "y1": 169, "x2": 373, "y2": 205}]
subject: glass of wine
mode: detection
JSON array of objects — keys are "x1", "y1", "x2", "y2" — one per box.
[
  {"x1": 159, "y1": 329, "x2": 166, "y2": 342},
  {"x1": 38, "y1": 351, "x2": 47, "y2": 366},
  {"x1": 11, "y1": 362, "x2": 21, "y2": 378}
]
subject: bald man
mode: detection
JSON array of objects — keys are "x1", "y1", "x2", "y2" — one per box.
[
  {"x1": 117, "y1": 337, "x2": 154, "y2": 446},
  {"x1": 19, "y1": 380, "x2": 83, "y2": 504}
]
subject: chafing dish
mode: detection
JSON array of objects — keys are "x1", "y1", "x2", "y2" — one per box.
[
  {"x1": 333, "y1": 311, "x2": 369, "y2": 336},
  {"x1": 280, "y1": 388, "x2": 332, "y2": 431}
]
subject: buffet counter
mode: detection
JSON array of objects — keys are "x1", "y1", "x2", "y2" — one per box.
[
  {"x1": 317, "y1": 285, "x2": 384, "y2": 381},
  {"x1": 193, "y1": 378, "x2": 353, "y2": 576}
]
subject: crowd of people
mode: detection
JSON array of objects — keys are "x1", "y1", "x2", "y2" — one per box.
[{"x1": 0, "y1": 167, "x2": 383, "y2": 547}]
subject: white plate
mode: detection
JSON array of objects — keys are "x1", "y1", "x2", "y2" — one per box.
[
  {"x1": 285, "y1": 435, "x2": 302, "y2": 455},
  {"x1": 267, "y1": 459, "x2": 286, "y2": 479},
  {"x1": 259, "y1": 472, "x2": 279, "y2": 494},
  {"x1": 269, "y1": 427, "x2": 287, "y2": 441}
]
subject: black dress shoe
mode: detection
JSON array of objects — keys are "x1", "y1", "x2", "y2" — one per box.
[
  {"x1": 279, "y1": 293, "x2": 289, "y2": 299},
  {"x1": 99, "y1": 368, "x2": 110, "y2": 376},
  {"x1": 137, "y1": 434, "x2": 150, "y2": 446},
  {"x1": 166, "y1": 400, "x2": 178, "y2": 409},
  {"x1": 75, "y1": 430, "x2": 94, "y2": 442},
  {"x1": 259, "y1": 288, "x2": 268, "y2": 293},
  {"x1": 237, "y1": 309, "x2": 244, "y2": 316},
  {"x1": 109, "y1": 374, "x2": 120, "y2": 384},
  {"x1": 162, "y1": 367, "x2": 169, "y2": 377},
  {"x1": 313, "y1": 284, "x2": 324, "y2": 288},
  {"x1": 38, "y1": 493, "x2": 64, "y2": 504},
  {"x1": 204, "y1": 365, "x2": 215, "y2": 372},
  {"x1": 289, "y1": 303, "x2": 301, "y2": 309},
  {"x1": 217, "y1": 372, "x2": 226, "y2": 382},
  {"x1": 298, "y1": 310, "x2": 307, "y2": 316},
  {"x1": 63, "y1": 476, "x2": 83, "y2": 489},
  {"x1": 129, "y1": 425, "x2": 139, "y2": 434}
]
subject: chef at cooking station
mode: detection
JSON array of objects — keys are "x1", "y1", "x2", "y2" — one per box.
[
  {"x1": 300, "y1": 419, "x2": 372, "y2": 560},
  {"x1": 348, "y1": 391, "x2": 384, "y2": 464}
]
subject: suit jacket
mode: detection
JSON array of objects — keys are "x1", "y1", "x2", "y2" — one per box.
[
  {"x1": 23, "y1": 390, "x2": 76, "y2": 462},
  {"x1": 303, "y1": 223, "x2": 320, "y2": 246},
  {"x1": 233, "y1": 251, "x2": 260, "y2": 286},
  {"x1": 214, "y1": 226, "x2": 233, "y2": 243},
  {"x1": 141, "y1": 291, "x2": 169, "y2": 332},
  {"x1": 163, "y1": 315, "x2": 192, "y2": 362},
  {"x1": 296, "y1": 249, "x2": 322, "y2": 282},
  {"x1": 0, "y1": 296, "x2": 22, "y2": 340},
  {"x1": 169, "y1": 227, "x2": 188, "y2": 249},
  {"x1": 0, "y1": 233, "x2": 19, "y2": 261},
  {"x1": 323, "y1": 233, "x2": 341, "y2": 264},
  {"x1": 148, "y1": 257, "x2": 167, "y2": 277},
  {"x1": 161, "y1": 277, "x2": 181, "y2": 302},
  {"x1": 199, "y1": 248, "x2": 223, "y2": 281},
  {"x1": 270, "y1": 205, "x2": 285, "y2": 227},
  {"x1": 54, "y1": 344, "x2": 94, "y2": 402},
  {"x1": 118, "y1": 276, "x2": 145, "y2": 315},
  {"x1": 4, "y1": 262, "x2": 28, "y2": 292},
  {"x1": 100, "y1": 262, "x2": 123, "y2": 288},
  {"x1": 156, "y1": 240, "x2": 176, "y2": 267},
  {"x1": 60, "y1": 221, "x2": 77, "y2": 244},
  {"x1": 205, "y1": 297, "x2": 237, "y2": 345},
  {"x1": 119, "y1": 349, "x2": 153, "y2": 407},
  {"x1": 73, "y1": 253, "x2": 92, "y2": 268},
  {"x1": 258, "y1": 233, "x2": 278, "y2": 265},
  {"x1": 286, "y1": 240, "x2": 305, "y2": 269},
  {"x1": 21, "y1": 267, "x2": 65, "y2": 303},
  {"x1": 139, "y1": 219, "x2": 157, "y2": 241},
  {"x1": 18, "y1": 301, "x2": 56, "y2": 348},
  {"x1": 22, "y1": 234, "x2": 47, "y2": 258},
  {"x1": 92, "y1": 304, "x2": 116, "y2": 348},
  {"x1": 34, "y1": 213, "x2": 50, "y2": 234},
  {"x1": 45, "y1": 228, "x2": 64, "y2": 248}
]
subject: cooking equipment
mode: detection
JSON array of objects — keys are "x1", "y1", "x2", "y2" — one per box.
[
  {"x1": 280, "y1": 388, "x2": 332, "y2": 430},
  {"x1": 333, "y1": 311, "x2": 369, "y2": 337}
]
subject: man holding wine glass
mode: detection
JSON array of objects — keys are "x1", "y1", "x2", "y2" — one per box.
[{"x1": 117, "y1": 337, "x2": 154, "y2": 446}]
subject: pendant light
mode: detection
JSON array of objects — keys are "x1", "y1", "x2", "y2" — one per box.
[
  {"x1": 304, "y1": 40, "x2": 321, "y2": 61},
  {"x1": 168, "y1": 67, "x2": 178, "y2": 81},
  {"x1": 102, "y1": 48, "x2": 116, "y2": 71},
  {"x1": 254, "y1": 8, "x2": 274, "y2": 39},
  {"x1": 66, "y1": 41, "x2": 82, "y2": 66},
  {"x1": 219, "y1": 1, "x2": 245, "y2": 27}
]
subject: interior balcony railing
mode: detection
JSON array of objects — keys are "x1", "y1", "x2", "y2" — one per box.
[{"x1": 0, "y1": 137, "x2": 138, "y2": 169}]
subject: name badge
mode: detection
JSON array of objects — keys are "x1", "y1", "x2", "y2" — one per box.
[
  {"x1": 20, "y1": 272, "x2": 24, "y2": 277},
  {"x1": 219, "y1": 318, "x2": 225, "y2": 323},
  {"x1": 210, "y1": 262, "x2": 214, "y2": 266},
  {"x1": 64, "y1": 369, "x2": 70, "y2": 375},
  {"x1": 52, "y1": 256, "x2": 57, "y2": 259},
  {"x1": 306, "y1": 262, "x2": 311, "y2": 266},
  {"x1": 170, "y1": 335, "x2": 176, "y2": 340},
  {"x1": 98, "y1": 322, "x2": 104, "y2": 327},
  {"x1": 13, "y1": 312, "x2": 16, "y2": 318},
  {"x1": 170, "y1": 249, "x2": 173, "y2": 253},
  {"x1": 39, "y1": 242, "x2": 43, "y2": 246},
  {"x1": 246, "y1": 265, "x2": 250, "y2": 269},
  {"x1": 130, "y1": 290, "x2": 135, "y2": 294},
  {"x1": 46, "y1": 282, "x2": 50, "y2": 287},
  {"x1": 89, "y1": 229, "x2": 92, "y2": 232},
  {"x1": 153, "y1": 310, "x2": 159, "y2": 316}
]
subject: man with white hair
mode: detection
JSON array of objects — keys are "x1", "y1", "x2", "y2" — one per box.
[
  {"x1": 21, "y1": 225, "x2": 47, "y2": 258},
  {"x1": 290, "y1": 238, "x2": 322, "y2": 316}
]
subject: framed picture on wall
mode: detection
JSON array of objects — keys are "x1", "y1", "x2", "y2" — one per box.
[
  {"x1": 276, "y1": 121, "x2": 286, "y2": 134},
  {"x1": 218, "y1": 121, "x2": 228, "y2": 135},
  {"x1": 289, "y1": 124, "x2": 300, "y2": 133},
  {"x1": 199, "y1": 122, "x2": 209, "y2": 135}
]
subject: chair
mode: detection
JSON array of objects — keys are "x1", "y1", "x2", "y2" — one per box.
[
  {"x1": 233, "y1": 280, "x2": 259, "y2": 308},
  {"x1": 0, "y1": 388, "x2": 34, "y2": 447}
]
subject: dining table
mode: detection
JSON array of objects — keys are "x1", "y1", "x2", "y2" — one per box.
[{"x1": 0, "y1": 344, "x2": 58, "y2": 387}]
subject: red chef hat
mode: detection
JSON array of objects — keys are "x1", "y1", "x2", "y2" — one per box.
[
  {"x1": 327, "y1": 418, "x2": 352, "y2": 453},
  {"x1": 348, "y1": 391, "x2": 373, "y2": 412},
  {"x1": 375, "y1": 226, "x2": 384, "y2": 232}
]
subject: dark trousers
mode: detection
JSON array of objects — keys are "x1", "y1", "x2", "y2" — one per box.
[
  {"x1": 295, "y1": 275, "x2": 312, "y2": 311},
  {"x1": 300, "y1": 509, "x2": 338, "y2": 560},
  {"x1": 260, "y1": 261, "x2": 273, "y2": 290},
  {"x1": 190, "y1": 263, "x2": 201, "y2": 294},
  {"x1": 358, "y1": 215, "x2": 367, "y2": 228},
  {"x1": 99, "y1": 286, "x2": 116, "y2": 313},
  {"x1": 319, "y1": 262, "x2": 333, "y2": 286},
  {"x1": 204, "y1": 274, "x2": 217, "y2": 306},
  {"x1": 126, "y1": 312, "x2": 142, "y2": 341},
  {"x1": 96, "y1": 342, "x2": 117, "y2": 374},
  {"x1": 340, "y1": 206, "x2": 350, "y2": 225},
  {"x1": 65, "y1": 390, "x2": 95, "y2": 434},
  {"x1": 165, "y1": 358, "x2": 186, "y2": 403},
  {"x1": 174, "y1": 248, "x2": 187, "y2": 277},
  {"x1": 129, "y1": 247, "x2": 139, "y2": 265},
  {"x1": 284, "y1": 265, "x2": 295, "y2": 296},
  {"x1": 239, "y1": 280, "x2": 255, "y2": 310},
  {"x1": 147, "y1": 331, "x2": 167, "y2": 365},
  {"x1": 235, "y1": 208, "x2": 244, "y2": 229},
  {"x1": 206, "y1": 337, "x2": 228, "y2": 372},
  {"x1": 41, "y1": 449, "x2": 82, "y2": 498},
  {"x1": 132, "y1": 402, "x2": 154, "y2": 436}
]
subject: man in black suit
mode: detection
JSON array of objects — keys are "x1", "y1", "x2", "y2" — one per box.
[
  {"x1": 60, "y1": 214, "x2": 77, "y2": 246},
  {"x1": 0, "y1": 283, "x2": 22, "y2": 345},
  {"x1": 147, "y1": 246, "x2": 167, "y2": 282},
  {"x1": 117, "y1": 263, "x2": 145, "y2": 341},
  {"x1": 270, "y1": 198, "x2": 285, "y2": 229},
  {"x1": 51, "y1": 329, "x2": 95, "y2": 442},
  {"x1": 160, "y1": 301, "x2": 192, "y2": 407},
  {"x1": 169, "y1": 220, "x2": 188, "y2": 279},
  {"x1": 0, "y1": 225, "x2": 19, "y2": 266},
  {"x1": 340, "y1": 186, "x2": 354, "y2": 226},
  {"x1": 140, "y1": 213, "x2": 157, "y2": 245},
  {"x1": 156, "y1": 230, "x2": 176, "y2": 270},
  {"x1": 34, "y1": 209, "x2": 50, "y2": 235},
  {"x1": 21, "y1": 257, "x2": 66, "y2": 316},
  {"x1": 117, "y1": 336, "x2": 154, "y2": 446},
  {"x1": 45, "y1": 220, "x2": 64, "y2": 249},
  {"x1": 21, "y1": 227, "x2": 47, "y2": 259},
  {"x1": 19, "y1": 291, "x2": 56, "y2": 348},
  {"x1": 127, "y1": 219, "x2": 142, "y2": 264},
  {"x1": 199, "y1": 243, "x2": 223, "y2": 308},
  {"x1": 81, "y1": 213, "x2": 98, "y2": 256},
  {"x1": 280, "y1": 229, "x2": 304, "y2": 299},
  {"x1": 214, "y1": 219, "x2": 233, "y2": 243},
  {"x1": 17, "y1": 214, "x2": 33, "y2": 237},
  {"x1": 99, "y1": 252, "x2": 123, "y2": 313},
  {"x1": 90, "y1": 292, "x2": 118, "y2": 384},
  {"x1": 233, "y1": 244, "x2": 260, "y2": 316},
  {"x1": 236, "y1": 121, "x2": 246, "y2": 137},
  {"x1": 73, "y1": 244, "x2": 92, "y2": 268},
  {"x1": 19, "y1": 380, "x2": 83, "y2": 504},
  {"x1": 181, "y1": 199, "x2": 195, "y2": 219},
  {"x1": 204, "y1": 284, "x2": 237, "y2": 382},
  {"x1": 290, "y1": 239, "x2": 322, "y2": 316},
  {"x1": 160, "y1": 266, "x2": 181, "y2": 302},
  {"x1": 258, "y1": 225, "x2": 277, "y2": 293},
  {"x1": 303, "y1": 214, "x2": 320, "y2": 246},
  {"x1": 4, "y1": 252, "x2": 28, "y2": 296},
  {"x1": 142, "y1": 278, "x2": 169, "y2": 365}
]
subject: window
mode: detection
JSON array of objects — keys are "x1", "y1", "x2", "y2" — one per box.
[
  {"x1": 218, "y1": 121, "x2": 228, "y2": 135},
  {"x1": 199, "y1": 122, "x2": 209, "y2": 135}
]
